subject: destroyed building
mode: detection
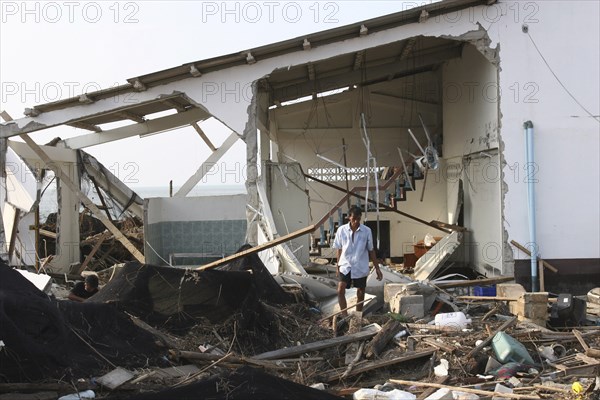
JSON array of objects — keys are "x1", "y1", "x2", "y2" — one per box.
[{"x1": 1, "y1": 0, "x2": 599, "y2": 398}]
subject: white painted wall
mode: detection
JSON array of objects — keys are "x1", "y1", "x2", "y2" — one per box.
[
  {"x1": 488, "y1": 1, "x2": 600, "y2": 260},
  {"x1": 145, "y1": 194, "x2": 247, "y2": 224}
]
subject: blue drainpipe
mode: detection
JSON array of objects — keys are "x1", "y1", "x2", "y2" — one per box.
[{"x1": 524, "y1": 121, "x2": 538, "y2": 292}]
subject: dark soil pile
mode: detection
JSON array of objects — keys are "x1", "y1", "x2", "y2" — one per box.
[
  {"x1": 127, "y1": 366, "x2": 345, "y2": 400},
  {"x1": 0, "y1": 262, "x2": 166, "y2": 382}
]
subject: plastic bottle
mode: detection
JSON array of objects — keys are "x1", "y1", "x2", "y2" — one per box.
[
  {"x1": 433, "y1": 312, "x2": 472, "y2": 330},
  {"x1": 58, "y1": 390, "x2": 95, "y2": 400}
]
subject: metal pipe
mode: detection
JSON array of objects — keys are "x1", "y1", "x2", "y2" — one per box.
[{"x1": 524, "y1": 121, "x2": 538, "y2": 292}]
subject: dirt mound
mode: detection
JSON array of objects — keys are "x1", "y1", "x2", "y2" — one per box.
[
  {"x1": 0, "y1": 262, "x2": 166, "y2": 382},
  {"x1": 127, "y1": 366, "x2": 344, "y2": 400}
]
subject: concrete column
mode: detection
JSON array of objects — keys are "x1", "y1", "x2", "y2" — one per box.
[
  {"x1": 54, "y1": 163, "x2": 81, "y2": 273},
  {"x1": 244, "y1": 82, "x2": 259, "y2": 245}
]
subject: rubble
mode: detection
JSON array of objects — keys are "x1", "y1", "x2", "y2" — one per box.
[{"x1": 1, "y1": 250, "x2": 600, "y2": 399}]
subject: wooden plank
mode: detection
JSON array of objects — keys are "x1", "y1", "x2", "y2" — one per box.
[
  {"x1": 457, "y1": 296, "x2": 518, "y2": 301},
  {"x1": 364, "y1": 319, "x2": 403, "y2": 359},
  {"x1": 538, "y1": 258, "x2": 545, "y2": 292},
  {"x1": 254, "y1": 324, "x2": 380, "y2": 360},
  {"x1": 422, "y1": 337, "x2": 456, "y2": 354},
  {"x1": 510, "y1": 240, "x2": 558, "y2": 273},
  {"x1": 196, "y1": 224, "x2": 316, "y2": 271},
  {"x1": 128, "y1": 313, "x2": 179, "y2": 349},
  {"x1": 38, "y1": 228, "x2": 57, "y2": 239},
  {"x1": 573, "y1": 330, "x2": 590, "y2": 351},
  {"x1": 19, "y1": 133, "x2": 145, "y2": 263},
  {"x1": 466, "y1": 316, "x2": 517, "y2": 359},
  {"x1": 389, "y1": 379, "x2": 541, "y2": 399},
  {"x1": 323, "y1": 349, "x2": 436, "y2": 382},
  {"x1": 78, "y1": 231, "x2": 110, "y2": 274},
  {"x1": 191, "y1": 122, "x2": 217, "y2": 151},
  {"x1": 174, "y1": 350, "x2": 283, "y2": 370}
]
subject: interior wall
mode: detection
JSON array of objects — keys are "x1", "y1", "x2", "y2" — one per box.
[
  {"x1": 144, "y1": 195, "x2": 247, "y2": 266},
  {"x1": 442, "y1": 43, "x2": 502, "y2": 274},
  {"x1": 265, "y1": 162, "x2": 311, "y2": 264}
]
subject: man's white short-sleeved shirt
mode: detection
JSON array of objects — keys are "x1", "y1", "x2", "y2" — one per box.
[{"x1": 332, "y1": 223, "x2": 374, "y2": 278}]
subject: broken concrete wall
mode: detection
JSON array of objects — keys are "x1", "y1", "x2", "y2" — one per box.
[{"x1": 144, "y1": 195, "x2": 247, "y2": 266}]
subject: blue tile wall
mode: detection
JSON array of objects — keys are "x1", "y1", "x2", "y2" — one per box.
[{"x1": 145, "y1": 219, "x2": 247, "y2": 266}]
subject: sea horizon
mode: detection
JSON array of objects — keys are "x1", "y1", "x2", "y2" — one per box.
[{"x1": 39, "y1": 183, "x2": 247, "y2": 220}]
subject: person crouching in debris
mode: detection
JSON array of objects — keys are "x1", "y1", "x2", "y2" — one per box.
[
  {"x1": 333, "y1": 205, "x2": 383, "y2": 317},
  {"x1": 68, "y1": 275, "x2": 99, "y2": 302}
]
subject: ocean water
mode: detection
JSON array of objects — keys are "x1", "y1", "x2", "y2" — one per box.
[{"x1": 39, "y1": 184, "x2": 246, "y2": 221}]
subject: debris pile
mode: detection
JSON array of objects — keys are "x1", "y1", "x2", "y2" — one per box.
[{"x1": 1, "y1": 253, "x2": 599, "y2": 399}]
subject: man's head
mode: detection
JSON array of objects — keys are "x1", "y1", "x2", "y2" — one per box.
[
  {"x1": 348, "y1": 205, "x2": 362, "y2": 229},
  {"x1": 84, "y1": 275, "x2": 99, "y2": 292}
]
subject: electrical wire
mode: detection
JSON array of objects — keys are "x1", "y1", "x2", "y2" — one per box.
[{"x1": 527, "y1": 31, "x2": 599, "y2": 123}]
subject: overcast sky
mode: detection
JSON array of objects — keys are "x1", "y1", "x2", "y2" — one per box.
[{"x1": 1, "y1": 1, "x2": 428, "y2": 189}]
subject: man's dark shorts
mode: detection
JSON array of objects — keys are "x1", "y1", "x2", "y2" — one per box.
[{"x1": 339, "y1": 272, "x2": 367, "y2": 289}]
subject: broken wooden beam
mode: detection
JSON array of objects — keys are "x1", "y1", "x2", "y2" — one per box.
[
  {"x1": 254, "y1": 324, "x2": 380, "y2": 360},
  {"x1": 364, "y1": 319, "x2": 404, "y2": 359},
  {"x1": 466, "y1": 316, "x2": 517, "y2": 359},
  {"x1": 77, "y1": 231, "x2": 111, "y2": 274},
  {"x1": 388, "y1": 379, "x2": 542, "y2": 399},
  {"x1": 510, "y1": 240, "x2": 558, "y2": 273},
  {"x1": 172, "y1": 350, "x2": 284, "y2": 370},
  {"x1": 421, "y1": 337, "x2": 456, "y2": 354},
  {"x1": 127, "y1": 313, "x2": 179, "y2": 349},
  {"x1": 573, "y1": 329, "x2": 600, "y2": 359},
  {"x1": 457, "y1": 296, "x2": 519, "y2": 301},
  {"x1": 322, "y1": 349, "x2": 436, "y2": 382}
]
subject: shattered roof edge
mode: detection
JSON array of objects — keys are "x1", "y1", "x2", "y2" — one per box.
[{"x1": 33, "y1": 0, "x2": 494, "y2": 114}]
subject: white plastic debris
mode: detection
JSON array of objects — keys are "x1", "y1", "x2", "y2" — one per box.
[
  {"x1": 434, "y1": 359, "x2": 449, "y2": 377},
  {"x1": 58, "y1": 390, "x2": 95, "y2": 400},
  {"x1": 353, "y1": 388, "x2": 417, "y2": 399}
]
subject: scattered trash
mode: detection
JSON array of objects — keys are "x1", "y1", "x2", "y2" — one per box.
[{"x1": 1, "y1": 253, "x2": 599, "y2": 399}]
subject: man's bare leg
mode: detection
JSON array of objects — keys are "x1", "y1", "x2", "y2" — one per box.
[
  {"x1": 356, "y1": 287, "x2": 366, "y2": 312},
  {"x1": 337, "y1": 281, "x2": 348, "y2": 317}
]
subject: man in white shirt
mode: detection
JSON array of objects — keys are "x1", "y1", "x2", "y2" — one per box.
[{"x1": 333, "y1": 205, "x2": 383, "y2": 317}]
